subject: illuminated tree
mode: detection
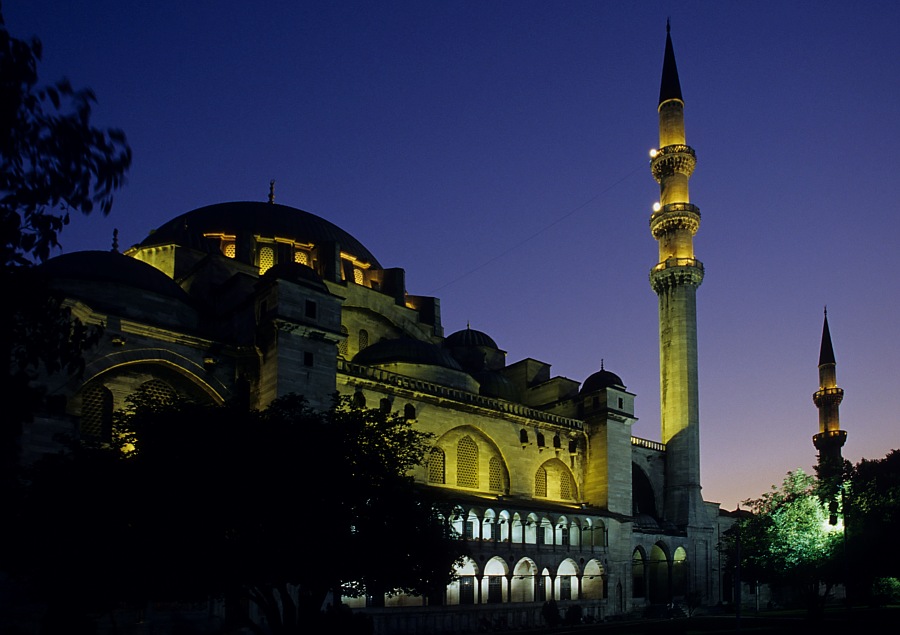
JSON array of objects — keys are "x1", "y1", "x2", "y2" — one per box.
[
  {"x1": 721, "y1": 469, "x2": 843, "y2": 615},
  {"x1": 0, "y1": 9, "x2": 131, "y2": 478}
]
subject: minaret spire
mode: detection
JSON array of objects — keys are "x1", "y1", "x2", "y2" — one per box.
[
  {"x1": 813, "y1": 309, "x2": 847, "y2": 482},
  {"x1": 649, "y1": 23, "x2": 704, "y2": 527}
]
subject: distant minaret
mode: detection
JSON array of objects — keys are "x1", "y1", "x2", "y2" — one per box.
[
  {"x1": 813, "y1": 309, "x2": 847, "y2": 481},
  {"x1": 649, "y1": 22, "x2": 705, "y2": 527}
]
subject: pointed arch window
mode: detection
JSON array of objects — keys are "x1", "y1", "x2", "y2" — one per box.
[
  {"x1": 535, "y1": 466, "x2": 547, "y2": 497},
  {"x1": 560, "y1": 471, "x2": 573, "y2": 500},
  {"x1": 338, "y1": 326, "x2": 349, "y2": 356},
  {"x1": 258, "y1": 245, "x2": 275, "y2": 274},
  {"x1": 358, "y1": 329, "x2": 369, "y2": 352},
  {"x1": 428, "y1": 448, "x2": 445, "y2": 484},
  {"x1": 457, "y1": 436, "x2": 478, "y2": 489},
  {"x1": 489, "y1": 456, "x2": 503, "y2": 492},
  {"x1": 138, "y1": 379, "x2": 176, "y2": 405},
  {"x1": 81, "y1": 385, "x2": 112, "y2": 440}
]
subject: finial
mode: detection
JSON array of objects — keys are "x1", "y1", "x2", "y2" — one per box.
[
  {"x1": 667, "y1": 17, "x2": 671, "y2": 34},
  {"x1": 111, "y1": 228, "x2": 119, "y2": 253},
  {"x1": 600, "y1": 358, "x2": 604, "y2": 371},
  {"x1": 467, "y1": 320, "x2": 471, "y2": 329},
  {"x1": 824, "y1": 305, "x2": 828, "y2": 317},
  {"x1": 268, "y1": 179, "x2": 276, "y2": 204}
]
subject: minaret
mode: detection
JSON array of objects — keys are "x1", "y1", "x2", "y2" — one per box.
[
  {"x1": 813, "y1": 309, "x2": 847, "y2": 481},
  {"x1": 649, "y1": 22, "x2": 705, "y2": 527}
]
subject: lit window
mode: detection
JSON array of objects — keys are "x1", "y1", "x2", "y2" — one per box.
[
  {"x1": 457, "y1": 436, "x2": 478, "y2": 489},
  {"x1": 489, "y1": 456, "x2": 503, "y2": 492},
  {"x1": 353, "y1": 267, "x2": 364, "y2": 285},
  {"x1": 223, "y1": 241, "x2": 236, "y2": 258},
  {"x1": 535, "y1": 467, "x2": 547, "y2": 497},
  {"x1": 338, "y1": 326, "x2": 349, "y2": 356},
  {"x1": 560, "y1": 527, "x2": 569, "y2": 546},
  {"x1": 560, "y1": 576, "x2": 572, "y2": 600},
  {"x1": 428, "y1": 448, "x2": 445, "y2": 484},
  {"x1": 560, "y1": 471, "x2": 573, "y2": 500},
  {"x1": 294, "y1": 250, "x2": 309, "y2": 265},
  {"x1": 259, "y1": 246, "x2": 274, "y2": 274}
]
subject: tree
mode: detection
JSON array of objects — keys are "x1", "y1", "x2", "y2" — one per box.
[
  {"x1": 720, "y1": 469, "x2": 844, "y2": 617},
  {"x1": 0, "y1": 8, "x2": 131, "y2": 478},
  {"x1": 9, "y1": 393, "x2": 465, "y2": 634},
  {"x1": 844, "y1": 449, "x2": 900, "y2": 604}
]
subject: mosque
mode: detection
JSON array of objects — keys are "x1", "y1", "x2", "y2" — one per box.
[{"x1": 27, "y1": 26, "x2": 745, "y2": 632}]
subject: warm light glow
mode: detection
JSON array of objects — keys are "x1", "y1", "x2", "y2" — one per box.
[
  {"x1": 649, "y1": 148, "x2": 658, "y2": 158},
  {"x1": 652, "y1": 202, "x2": 662, "y2": 212}
]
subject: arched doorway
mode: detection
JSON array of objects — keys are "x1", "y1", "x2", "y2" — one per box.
[{"x1": 648, "y1": 543, "x2": 670, "y2": 604}]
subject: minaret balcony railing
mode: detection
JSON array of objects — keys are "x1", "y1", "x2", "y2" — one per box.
[
  {"x1": 649, "y1": 258, "x2": 704, "y2": 293},
  {"x1": 813, "y1": 387, "x2": 844, "y2": 407},
  {"x1": 813, "y1": 429, "x2": 847, "y2": 449},
  {"x1": 651, "y1": 144, "x2": 696, "y2": 182},
  {"x1": 650, "y1": 203, "x2": 700, "y2": 238}
]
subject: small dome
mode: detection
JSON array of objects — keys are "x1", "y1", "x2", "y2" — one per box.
[
  {"x1": 353, "y1": 337, "x2": 463, "y2": 371},
  {"x1": 445, "y1": 327, "x2": 498, "y2": 349},
  {"x1": 580, "y1": 364, "x2": 625, "y2": 394},
  {"x1": 40, "y1": 251, "x2": 192, "y2": 304}
]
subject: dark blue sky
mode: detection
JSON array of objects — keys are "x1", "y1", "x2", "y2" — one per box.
[{"x1": 8, "y1": 1, "x2": 899, "y2": 509}]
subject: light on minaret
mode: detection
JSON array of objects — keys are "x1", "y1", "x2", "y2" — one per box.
[{"x1": 649, "y1": 23, "x2": 705, "y2": 528}]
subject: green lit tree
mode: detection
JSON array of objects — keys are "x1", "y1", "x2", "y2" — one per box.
[{"x1": 721, "y1": 469, "x2": 844, "y2": 617}]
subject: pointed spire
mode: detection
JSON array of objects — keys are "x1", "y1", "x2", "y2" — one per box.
[
  {"x1": 111, "y1": 228, "x2": 119, "y2": 253},
  {"x1": 819, "y1": 307, "x2": 836, "y2": 366},
  {"x1": 659, "y1": 19, "x2": 683, "y2": 105},
  {"x1": 268, "y1": 179, "x2": 276, "y2": 204}
]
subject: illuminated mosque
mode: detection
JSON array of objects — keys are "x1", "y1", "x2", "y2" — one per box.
[{"x1": 29, "y1": 26, "x2": 738, "y2": 631}]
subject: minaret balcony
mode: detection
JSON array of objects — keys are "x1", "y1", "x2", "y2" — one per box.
[
  {"x1": 651, "y1": 144, "x2": 696, "y2": 182},
  {"x1": 813, "y1": 386, "x2": 844, "y2": 407},
  {"x1": 813, "y1": 429, "x2": 847, "y2": 449},
  {"x1": 649, "y1": 258, "x2": 704, "y2": 293},
  {"x1": 650, "y1": 203, "x2": 700, "y2": 238}
]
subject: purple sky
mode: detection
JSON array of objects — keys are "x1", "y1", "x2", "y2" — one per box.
[{"x1": 8, "y1": 1, "x2": 899, "y2": 511}]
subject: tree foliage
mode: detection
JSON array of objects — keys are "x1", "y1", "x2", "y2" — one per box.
[
  {"x1": 1, "y1": 10, "x2": 132, "y2": 267},
  {"x1": 721, "y1": 469, "x2": 843, "y2": 612},
  {"x1": 10, "y1": 393, "x2": 465, "y2": 634},
  {"x1": 845, "y1": 449, "x2": 900, "y2": 603},
  {"x1": 0, "y1": 8, "x2": 130, "y2": 477}
]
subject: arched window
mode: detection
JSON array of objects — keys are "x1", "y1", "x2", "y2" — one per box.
[
  {"x1": 457, "y1": 436, "x2": 478, "y2": 488},
  {"x1": 358, "y1": 329, "x2": 369, "y2": 351},
  {"x1": 294, "y1": 249, "x2": 309, "y2": 265},
  {"x1": 536, "y1": 432, "x2": 545, "y2": 447},
  {"x1": 379, "y1": 397, "x2": 391, "y2": 413},
  {"x1": 353, "y1": 268, "x2": 365, "y2": 286},
  {"x1": 138, "y1": 379, "x2": 176, "y2": 405},
  {"x1": 353, "y1": 391, "x2": 366, "y2": 408},
  {"x1": 535, "y1": 467, "x2": 547, "y2": 497},
  {"x1": 80, "y1": 385, "x2": 112, "y2": 440},
  {"x1": 223, "y1": 241, "x2": 236, "y2": 258},
  {"x1": 519, "y1": 429, "x2": 528, "y2": 445},
  {"x1": 428, "y1": 448, "x2": 445, "y2": 484},
  {"x1": 632, "y1": 549, "x2": 646, "y2": 598},
  {"x1": 489, "y1": 456, "x2": 503, "y2": 492},
  {"x1": 338, "y1": 325, "x2": 349, "y2": 356},
  {"x1": 560, "y1": 471, "x2": 573, "y2": 500},
  {"x1": 404, "y1": 403, "x2": 416, "y2": 420},
  {"x1": 258, "y1": 245, "x2": 275, "y2": 274}
]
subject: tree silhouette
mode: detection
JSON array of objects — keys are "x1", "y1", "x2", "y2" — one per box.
[
  {"x1": 9, "y1": 393, "x2": 464, "y2": 633},
  {"x1": 0, "y1": 8, "x2": 131, "y2": 480}
]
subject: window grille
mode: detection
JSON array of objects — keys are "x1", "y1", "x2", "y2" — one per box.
[{"x1": 457, "y1": 436, "x2": 478, "y2": 488}]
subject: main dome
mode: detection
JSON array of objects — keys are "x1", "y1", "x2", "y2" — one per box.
[{"x1": 137, "y1": 201, "x2": 382, "y2": 268}]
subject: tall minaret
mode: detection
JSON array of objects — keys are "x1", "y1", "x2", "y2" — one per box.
[
  {"x1": 813, "y1": 309, "x2": 847, "y2": 481},
  {"x1": 649, "y1": 22, "x2": 705, "y2": 527}
]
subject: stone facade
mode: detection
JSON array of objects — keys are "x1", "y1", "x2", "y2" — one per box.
[{"x1": 24, "y1": 26, "x2": 729, "y2": 634}]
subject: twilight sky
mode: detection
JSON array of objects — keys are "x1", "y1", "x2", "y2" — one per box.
[{"x1": 7, "y1": 1, "x2": 899, "y2": 511}]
